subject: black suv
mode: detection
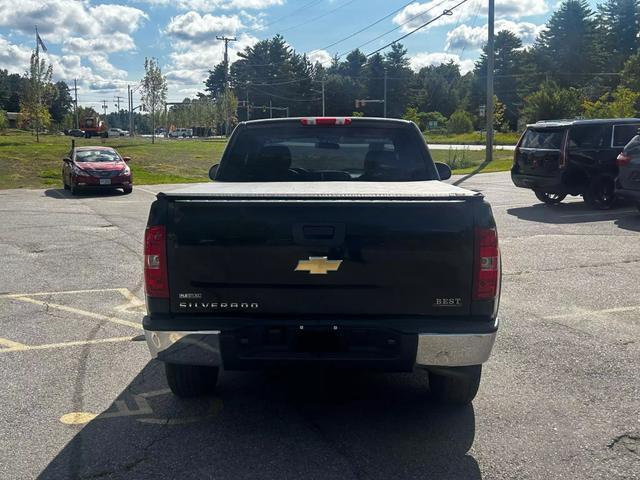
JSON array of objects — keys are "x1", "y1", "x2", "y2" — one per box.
[{"x1": 511, "y1": 118, "x2": 640, "y2": 208}]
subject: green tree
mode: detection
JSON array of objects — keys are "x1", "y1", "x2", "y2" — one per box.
[
  {"x1": 0, "y1": 109, "x2": 7, "y2": 131},
  {"x1": 583, "y1": 86, "x2": 640, "y2": 118},
  {"x1": 384, "y1": 43, "x2": 413, "y2": 118},
  {"x1": 448, "y1": 110, "x2": 474, "y2": 134},
  {"x1": 402, "y1": 106, "x2": 420, "y2": 125},
  {"x1": 535, "y1": 1, "x2": 602, "y2": 88},
  {"x1": 621, "y1": 51, "x2": 640, "y2": 91},
  {"x1": 419, "y1": 111, "x2": 448, "y2": 130},
  {"x1": 214, "y1": 90, "x2": 239, "y2": 134},
  {"x1": 474, "y1": 30, "x2": 526, "y2": 130},
  {"x1": 412, "y1": 62, "x2": 464, "y2": 119},
  {"x1": 49, "y1": 81, "x2": 73, "y2": 127},
  {"x1": 597, "y1": 0, "x2": 640, "y2": 72},
  {"x1": 21, "y1": 50, "x2": 53, "y2": 142},
  {"x1": 140, "y1": 57, "x2": 167, "y2": 144},
  {"x1": 523, "y1": 81, "x2": 583, "y2": 122},
  {"x1": 204, "y1": 63, "x2": 227, "y2": 98}
]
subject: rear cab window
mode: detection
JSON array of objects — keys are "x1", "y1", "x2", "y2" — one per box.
[{"x1": 218, "y1": 121, "x2": 438, "y2": 182}]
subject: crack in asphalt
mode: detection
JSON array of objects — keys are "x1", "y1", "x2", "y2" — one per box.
[{"x1": 608, "y1": 434, "x2": 640, "y2": 456}]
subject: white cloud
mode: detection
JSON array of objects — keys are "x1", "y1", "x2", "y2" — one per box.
[
  {"x1": 409, "y1": 52, "x2": 475, "y2": 74},
  {"x1": 135, "y1": 0, "x2": 283, "y2": 11},
  {"x1": 0, "y1": 35, "x2": 32, "y2": 74},
  {"x1": 87, "y1": 55, "x2": 128, "y2": 79},
  {"x1": 62, "y1": 33, "x2": 137, "y2": 55},
  {"x1": 393, "y1": 0, "x2": 549, "y2": 32},
  {"x1": 307, "y1": 49, "x2": 332, "y2": 66},
  {"x1": 446, "y1": 20, "x2": 544, "y2": 51},
  {"x1": 165, "y1": 12, "x2": 245, "y2": 44}
]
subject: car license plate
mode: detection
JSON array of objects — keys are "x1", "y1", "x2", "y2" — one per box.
[{"x1": 100, "y1": 179, "x2": 111, "y2": 185}]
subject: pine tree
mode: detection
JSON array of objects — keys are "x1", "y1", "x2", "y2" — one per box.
[
  {"x1": 597, "y1": 0, "x2": 640, "y2": 71},
  {"x1": 535, "y1": 0, "x2": 602, "y2": 88}
]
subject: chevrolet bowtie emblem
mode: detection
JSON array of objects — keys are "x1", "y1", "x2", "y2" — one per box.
[{"x1": 295, "y1": 257, "x2": 343, "y2": 275}]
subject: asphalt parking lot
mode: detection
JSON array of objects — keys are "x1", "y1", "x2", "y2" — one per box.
[{"x1": 0, "y1": 173, "x2": 639, "y2": 480}]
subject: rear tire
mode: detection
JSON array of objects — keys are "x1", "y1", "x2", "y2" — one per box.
[
  {"x1": 534, "y1": 190, "x2": 566, "y2": 205},
  {"x1": 165, "y1": 363, "x2": 219, "y2": 398},
  {"x1": 583, "y1": 176, "x2": 616, "y2": 210},
  {"x1": 428, "y1": 365, "x2": 482, "y2": 405},
  {"x1": 122, "y1": 186, "x2": 133, "y2": 194},
  {"x1": 70, "y1": 184, "x2": 78, "y2": 195},
  {"x1": 63, "y1": 180, "x2": 70, "y2": 190}
]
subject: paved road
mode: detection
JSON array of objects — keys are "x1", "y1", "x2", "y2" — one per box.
[
  {"x1": 429, "y1": 144, "x2": 516, "y2": 151},
  {"x1": 0, "y1": 174, "x2": 638, "y2": 479}
]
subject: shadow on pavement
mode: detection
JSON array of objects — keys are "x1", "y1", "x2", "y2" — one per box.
[
  {"x1": 39, "y1": 361, "x2": 480, "y2": 480},
  {"x1": 44, "y1": 188, "x2": 128, "y2": 200},
  {"x1": 507, "y1": 201, "x2": 638, "y2": 225}
]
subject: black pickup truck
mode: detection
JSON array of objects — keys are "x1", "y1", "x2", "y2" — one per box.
[{"x1": 143, "y1": 117, "x2": 501, "y2": 405}]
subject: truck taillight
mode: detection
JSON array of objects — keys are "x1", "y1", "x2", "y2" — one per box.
[
  {"x1": 473, "y1": 227, "x2": 500, "y2": 301},
  {"x1": 617, "y1": 152, "x2": 632, "y2": 167},
  {"x1": 144, "y1": 225, "x2": 169, "y2": 298}
]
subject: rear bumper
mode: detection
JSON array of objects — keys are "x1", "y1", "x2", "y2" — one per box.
[
  {"x1": 615, "y1": 184, "x2": 640, "y2": 202},
  {"x1": 144, "y1": 318, "x2": 498, "y2": 370},
  {"x1": 511, "y1": 172, "x2": 566, "y2": 193}
]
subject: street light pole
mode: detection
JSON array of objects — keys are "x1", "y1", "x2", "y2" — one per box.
[
  {"x1": 486, "y1": 0, "x2": 495, "y2": 164},
  {"x1": 322, "y1": 78, "x2": 326, "y2": 116}
]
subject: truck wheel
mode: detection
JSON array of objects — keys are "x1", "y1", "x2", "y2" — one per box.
[
  {"x1": 428, "y1": 365, "x2": 482, "y2": 405},
  {"x1": 165, "y1": 363, "x2": 219, "y2": 398},
  {"x1": 583, "y1": 176, "x2": 616, "y2": 210},
  {"x1": 534, "y1": 190, "x2": 566, "y2": 205}
]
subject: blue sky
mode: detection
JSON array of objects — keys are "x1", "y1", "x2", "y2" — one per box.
[{"x1": 0, "y1": 0, "x2": 599, "y2": 109}]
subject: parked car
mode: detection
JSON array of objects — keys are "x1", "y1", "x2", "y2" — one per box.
[
  {"x1": 168, "y1": 128, "x2": 193, "y2": 138},
  {"x1": 142, "y1": 117, "x2": 501, "y2": 405},
  {"x1": 106, "y1": 128, "x2": 128, "y2": 138},
  {"x1": 511, "y1": 118, "x2": 640, "y2": 209},
  {"x1": 62, "y1": 146, "x2": 133, "y2": 195},
  {"x1": 616, "y1": 133, "x2": 640, "y2": 211},
  {"x1": 67, "y1": 129, "x2": 85, "y2": 137}
]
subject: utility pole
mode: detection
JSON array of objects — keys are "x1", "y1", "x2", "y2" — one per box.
[
  {"x1": 113, "y1": 95, "x2": 124, "y2": 112},
  {"x1": 73, "y1": 79, "x2": 79, "y2": 129},
  {"x1": 269, "y1": 99, "x2": 273, "y2": 119},
  {"x1": 383, "y1": 68, "x2": 388, "y2": 118},
  {"x1": 246, "y1": 82, "x2": 250, "y2": 121},
  {"x1": 101, "y1": 99, "x2": 108, "y2": 118},
  {"x1": 216, "y1": 35, "x2": 237, "y2": 136},
  {"x1": 129, "y1": 86, "x2": 134, "y2": 136},
  {"x1": 321, "y1": 78, "x2": 326, "y2": 116},
  {"x1": 486, "y1": 0, "x2": 495, "y2": 164}
]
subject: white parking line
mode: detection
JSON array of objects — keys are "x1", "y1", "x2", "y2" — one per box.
[{"x1": 544, "y1": 305, "x2": 640, "y2": 320}]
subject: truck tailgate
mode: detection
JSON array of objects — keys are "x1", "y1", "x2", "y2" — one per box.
[{"x1": 165, "y1": 184, "x2": 478, "y2": 317}]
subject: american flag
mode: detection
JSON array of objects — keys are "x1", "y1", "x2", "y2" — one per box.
[{"x1": 36, "y1": 29, "x2": 47, "y2": 53}]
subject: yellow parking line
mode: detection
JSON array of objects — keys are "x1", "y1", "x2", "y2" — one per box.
[
  {"x1": 11, "y1": 296, "x2": 143, "y2": 330},
  {"x1": 0, "y1": 336, "x2": 135, "y2": 353},
  {"x1": 0, "y1": 288, "x2": 126, "y2": 298},
  {"x1": 0, "y1": 338, "x2": 27, "y2": 349}
]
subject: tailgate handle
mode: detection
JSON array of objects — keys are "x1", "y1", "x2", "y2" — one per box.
[
  {"x1": 303, "y1": 226, "x2": 335, "y2": 239},
  {"x1": 293, "y1": 223, "x2": 345, "y2": 246}
]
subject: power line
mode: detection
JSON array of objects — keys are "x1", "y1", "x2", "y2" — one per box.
[
  {"x1": 248, "y1": 84, "x2": 322, "y2": 102},
  {"x1": 309, "y1": 0, "x2": 418, "y2": 54},
  {"x1": 277, "y1": 0, "x2": 360, "y2": 34},
  {"x1": 367, "y1": 0, "x2": 472, "y2": 57},
  {"x1": 243, "y1": 0, "x2": 325, "y2": 35},
  {"x1": 338, "y1": 0, "x2": 452, "y2": 59}
]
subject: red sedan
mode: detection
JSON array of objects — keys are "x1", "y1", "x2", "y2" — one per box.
[{"x1": 62, "y1": 146, "x2": 133, "y2": 195}]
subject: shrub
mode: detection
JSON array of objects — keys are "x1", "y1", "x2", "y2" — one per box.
[{"x1": 447, "y1": 110, "x2": 474, "y2": 134}]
